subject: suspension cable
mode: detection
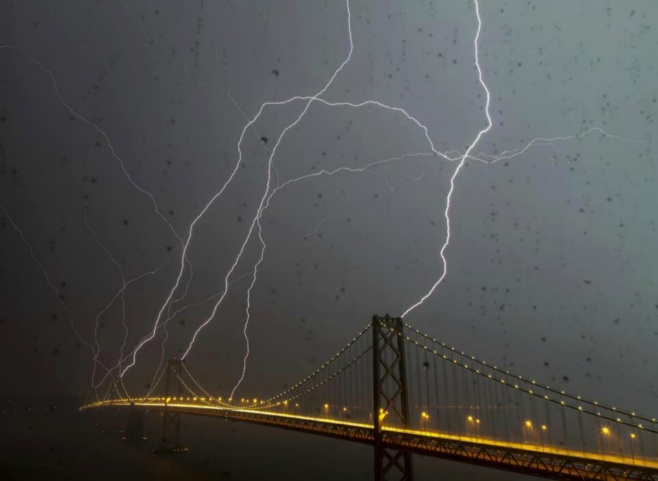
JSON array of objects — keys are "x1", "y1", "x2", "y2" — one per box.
[
  {"x1": 404, "y1": 322, "x2": 657, "y2": 426},
  {"x1": 402, "y1": 335, "x2": 658, "y2": 435},
  {"x1": 256, "y1": 324, "x2": 371, "y2": 406}
]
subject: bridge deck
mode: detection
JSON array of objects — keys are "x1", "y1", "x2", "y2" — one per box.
[{"x1": 81, "y1": 400, "x2": 658, "y2": 480}]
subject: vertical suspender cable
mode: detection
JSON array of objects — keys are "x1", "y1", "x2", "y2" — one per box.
[{"x1": 433, "y1": 351, "x2": 441, "y2": 431}]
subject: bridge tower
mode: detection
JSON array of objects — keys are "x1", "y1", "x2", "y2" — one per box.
[
  {"x1": 154, "y1": 359, "x2": 188, "y2": 454},
  {"x1": 101, "y1": 377, "x2": 125, "y2": 435},
  {"x1": 372, "y1": 314, "x2": 414, "y2": 481}
]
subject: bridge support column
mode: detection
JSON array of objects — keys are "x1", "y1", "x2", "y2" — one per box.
[
  {"x1": 122, "y1": 403, "x2": 145, "y2": 443},
  {"x1": 372, "y1": 314, "x2": 414, "y2": 481},
  {"x1": 154, "y1": 359, "x2": 188, "y2": 454}
]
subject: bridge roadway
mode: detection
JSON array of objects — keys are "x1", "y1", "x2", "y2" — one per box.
[{"x1": 81, "y1": 399, "x2": 658, "y2": 480}]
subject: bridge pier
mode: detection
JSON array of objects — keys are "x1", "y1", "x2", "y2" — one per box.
[
  {"x1": 372, "y1": 314, "x2": 414, "y2": 481},
  {"x1": 122, "y1": 403, "x2": 146, "y2": 443},
  {"x1": 154, "y1": 359, "x2": 188, "y2": 454}
]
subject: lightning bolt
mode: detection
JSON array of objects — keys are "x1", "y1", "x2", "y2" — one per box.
[
  {"x1": 113, "y1": 0, "x2": 290, "y2": 379},
  {"x1": 225, "y1": 155, "x2": 432, "y2": 397},
  {"x1": 140, "y1": 259, "x2": 281, "y2": 392},
  {"x1": 83, "y1": 212, "x2": 170, "y2": 391},
  {"x1": 402, "y1": 0, "x2": 491, "y2": 318},
  {"x1": 151, "y1": 257, "x2": 194, "y2": 384},
  {"x1": 300, "y1": 197, "x2": 351, "y2": 241},
  {"x1": 123, "y1": 0, "x2": 644, "y2": 383},
  {"x1": 0, "y1": 43, "x2": 189, "y2": 382},
  {"x1": 90, "y1": 250, "x2": 176, "y2": 391},
  {"x1": 1, "y1": 202, "x2": 175, "y2": 398},
  {"x1": 229, "y1": 0, "x2": 482, "y2": 396},
  {"x1": 5, "y1": 1, "x2": 651, "y2": 402},
  {"x1": 118, "y1": 0, "x2": 355, "y2": 378},
  {"x1": 400, "y1": 5, "x2": 653, "y2": 317},
  {"x1": 81, "y1": 218, "x2": 176, "y2": 392},
  {"x1": 197, "y1": 0, "x2": 654, "y2": 398},
  {"x1": 0, "y1": 204, "x2": 95, "y2": 353},
  {"x1": 83, "y1": 211, "x2": 128, "y2": 391},
  {"x1": 0, "y1": 45, "x2": 183, "y2": 246},
  {"x1": 180, "y1": 0, "x2": 355, "y2": 364}
]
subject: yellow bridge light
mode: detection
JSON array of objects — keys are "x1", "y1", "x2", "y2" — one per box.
[{"x1": 525, "y1": 420, "x2": 533, "y2": 428}]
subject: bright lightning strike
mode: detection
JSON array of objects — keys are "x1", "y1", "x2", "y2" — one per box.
[
  {"x1": 8, "y1": 1, "x2": 649, "y2": 402},
  {"x1": 402, "y1": 0, "x2": 491, "y2": 318},
  {"x1": 118, "y1": 0, "x2": 355, "y2": 379},
  {"x1": 119, "y1": 0, "x2": 644, "y2": 384},
  {"x1": 183, "y1": 0, "x2": 355, "y2": 362},
  {"x1": 204, "y1": 0, "x2": 654, "y2": 398},
  {"x1": 107, "y1": 3, "x2": 279, "y2": 378},
  {"x1": 226, "y1": 0, "x2": 476, "y2": 397}
]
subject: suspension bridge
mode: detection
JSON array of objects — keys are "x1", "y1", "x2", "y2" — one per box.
[{"x1": 80, "y1": 315, "x2": 658, "y2": 481}]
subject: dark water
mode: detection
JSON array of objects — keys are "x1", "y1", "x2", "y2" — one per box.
[{"x1": 1, "y1": 402, "x2": 531, "y2": 480}]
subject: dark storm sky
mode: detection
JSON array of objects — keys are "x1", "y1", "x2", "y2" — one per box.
[{"x1": 0, "y1": 0, "x2": 656, "y2": 420}]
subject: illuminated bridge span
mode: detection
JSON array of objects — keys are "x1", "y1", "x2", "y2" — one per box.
[{"x1": 81, "y1": 315, "x2": 658, "y2": 481}]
